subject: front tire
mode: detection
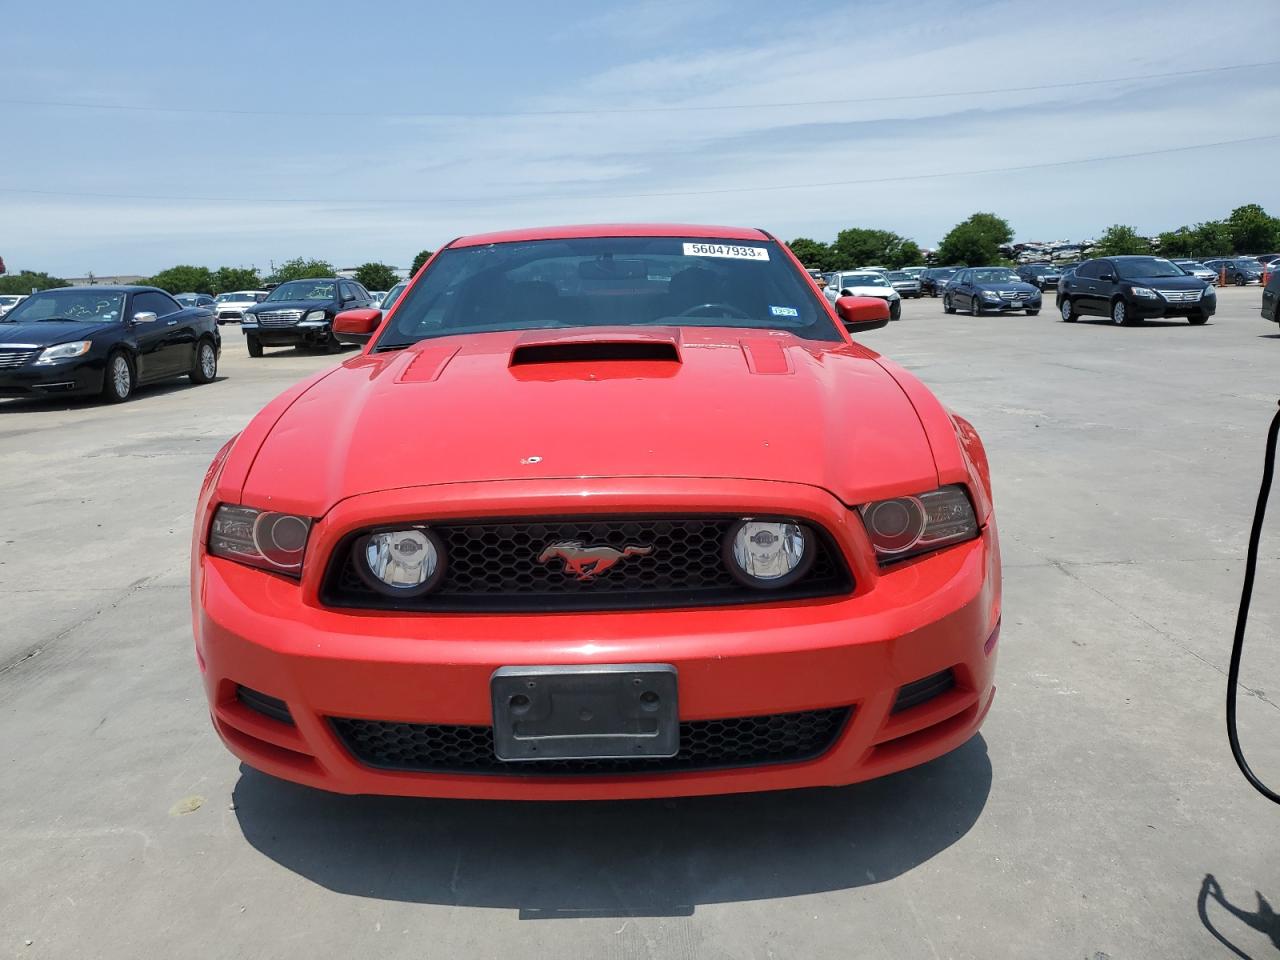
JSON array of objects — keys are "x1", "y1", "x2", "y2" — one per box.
[
  {"x1": 943, "y1": 295, "x2": 956, "y2": 314},
  {"x1": 970, "y1": 297, "x2": 981, "y2": 317},
  {"x1": 1060, "y1": 297, "x2": 1077, "y2": 322},
  {"x1": 323, "y1": 332, "x2": 342, "y2": 354},
  {"x1": 190, "y1": 339, "x2": 218, "y2": 384},
  {"x1": 1111, "y1": 298, "x2": 1130, "y2": 326},
  {"x1": 1236, "y1": 275, "x2": 1247, "y2": 287},
  {"x1": 246, "y1": 333, "x2": 263, "y2": 358},
  {"x1": 100, "y1": 351, "x2": 133, "y2": 403},
  {"x1": 1188, "y1": 312, "x2": 1208, "y2": 325},
  {"x1": 1026, "y1": 309, "x2": 1040, "y2": 316}
]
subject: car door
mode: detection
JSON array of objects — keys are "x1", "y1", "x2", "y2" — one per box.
[
  {"x1": 1263, "y1": 271, "x2": 1280, "y2": 323},
  {"x1": 1072, "y1": 261, "x2": 1101, "y2": 315},
  {"x1": 136, "y1": 290, "x2": 193, "y2": 378},
  {"x1": 953, "y1": 270, "x2": 972, "y2": 309},
  {"x1": 126, "y1": 291, "x2": 180, "y2": 380}
]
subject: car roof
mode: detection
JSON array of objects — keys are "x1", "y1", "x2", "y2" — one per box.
[
  {"x1": 49, "y1": 285, "x2": 160, "y2": 294},
  {"x1": 450, "y1": 223, "x2": 771, "y2": 248}
]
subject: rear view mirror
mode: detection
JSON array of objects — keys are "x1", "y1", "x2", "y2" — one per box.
[
  {"x1": 334, "y1": 308, "x2": 382, "y2": 345},
  {"x1": 835, "y1": 296, "x2": 890, "y2": 332}
]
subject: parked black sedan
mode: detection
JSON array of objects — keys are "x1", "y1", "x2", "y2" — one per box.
[
  {"x1": 1015, "y1": 262, "x2": 1063, "y2": 290},
  {"x1": 919, "y1": 267, "x2": 959, "y2": 297},
  {"x1": 942, "y1": 267, "x2": 1043, "y2": 316},
  {"x1": 240, "y1": 277, "x2": 373, "y2": 356},
  {"x1": 1056, "y1": 256, "x2": 1215, "y2": 326},
  {"x1": 0, "y1": 286, "x2": 220, "y2": 402}
]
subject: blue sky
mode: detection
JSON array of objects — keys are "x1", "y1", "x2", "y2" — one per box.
[{"x1": 1, "y1": 0, "x2": 1278, "y2": 276}]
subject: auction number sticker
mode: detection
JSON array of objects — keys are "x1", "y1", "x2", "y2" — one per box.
[{"x1": 683, "y1": 242, "x2": 770, "y2": 261}]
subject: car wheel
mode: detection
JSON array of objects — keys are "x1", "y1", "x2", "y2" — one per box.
[
  {"x1": 1188, "y1": 312, "x2": 1208, "y2": 325},
  {"x1": 100, "y1": 351, "x2": 133, "y2": 403},
  {"x1": 247, "y1": 333, "x2": 263, "y2": 358},
  {"x1": 943, "y1": 295, "x2": 956, "y2": 314},
  {"x1": 970, "y1": 297, "x2": 981, "y2": 317},
  {"x1": 1111, "y1": 299, "x2": 1129, "y2": 326},
  {"x1": 889, "y1": 301, "x2": 901, "y2": 321},
  {"x1": 1236, "y1": 275, "x2": 1247, "y2": 286},
  {"x1": 1060, "y1": 298, "x2": 1077, "y2": 322},
  {"x1": 323, "y1": 332, "x2": 343, "y2": 354},
  {"x1": 190, "y1": 339, "x2": 218, "y2": 384},
  {"x1": 1025, "y1": 309, "x2": 1040, "y2": 316}
]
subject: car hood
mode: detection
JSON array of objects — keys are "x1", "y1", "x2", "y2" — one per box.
[
  {"x1": 0, "y1": 320, "x2": 112, "y2": 345},
  {"x1": 974, "y1": 282, "x2": 1041, "y2": 294},
  {"x1": 239, "y1": 327, "x2": 942, "y2": 514},
  {"x1": 842, "y1": 285, "x2": 897, "y2": 298},
  {"x1": 246, "y1": 299, "x2": 335, "y2": 313}
]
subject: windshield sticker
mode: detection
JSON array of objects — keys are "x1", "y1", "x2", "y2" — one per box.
[
  {"x1": 682, "y1": 242, "x2": 770, "y2": 261},
  {"x1": 769, "y1": 305, "x2": 799, "y2": 318}
]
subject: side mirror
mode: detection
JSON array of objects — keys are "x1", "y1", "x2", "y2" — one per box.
[
  {"x1": 131, "y1": 311, "x2": 158, "y2": 324},
  {"x1": 835, "y1": 295, "x2": 890, "y2": 332},
  {"x1": 333, "y1": 308, "x2": 382, "y2": 344}
]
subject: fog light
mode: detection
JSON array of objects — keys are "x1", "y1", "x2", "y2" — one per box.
[
  {"x1": 356, "y1": 527, "x2": 445, "y2": 597},
  {"x1": 724, "y1": 520, "x2": 814, "y2": 589}
]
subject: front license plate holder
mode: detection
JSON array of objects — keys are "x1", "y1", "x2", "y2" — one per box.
[{"x1": 491, "y1": 664, "x2": 678, "y2": 762}]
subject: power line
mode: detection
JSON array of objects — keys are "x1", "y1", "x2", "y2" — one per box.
[
  {"x1": 0, "y1": 133, "x2": 1274, "y2": 207},
  {"x1": 1, "y1": 60, "x2": 1276, "y2": 121}
]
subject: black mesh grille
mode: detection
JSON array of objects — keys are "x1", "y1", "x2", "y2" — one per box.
[
  {"x1": 331, "y1": 707, "x2": 850, "y2": 775},
  {"x1": 321, "y1": 516, "x2": 851, "y2": 612},
  {"x1": 891, "y1": 669, "x2": 956, "y2": 714}
]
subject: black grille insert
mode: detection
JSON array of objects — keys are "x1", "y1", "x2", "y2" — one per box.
[
  {"x1": 331, "y1": 707, "x2": 850, "y2": 775},
  {"x1": 891, "y1": 669, "x2": 956, "y2": 714},
  {"x1": 322, "y1": 516, "x2": 851, "y2": 612},
  {"x1": 236, "y1": 685, "x2": 295, "y2": 725}
]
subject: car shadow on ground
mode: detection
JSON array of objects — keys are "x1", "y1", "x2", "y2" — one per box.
[
  {"x1": 1197, "y1": 874, "x2": 1280, "y2": 959},
  {"x1": 0, "y1": 376, "x2": 226, "y2": 413},
  {"x1": 233, "y1": 736, "x2": 992, "y2": 919},
  {"x1": 1071, "y1": 319, "x2": 1210, "y2": 329}
]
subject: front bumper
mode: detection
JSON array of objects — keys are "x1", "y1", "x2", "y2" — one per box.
[
  {"x1": 1130, "y1": 295, "x2": 1216, "y2": 318},
  {"x1": 241, "y1": 321, "x2": 331, "y2": 346},
  {"x1": 979, "y1": 296, "x2": 1042, "y2": 313},
  {"x1": 0, "y1": 359, "x2": 103, "y2": 397},
  {"x1": 193, "y1": 478, "x2": 1001, "y2": 800}
]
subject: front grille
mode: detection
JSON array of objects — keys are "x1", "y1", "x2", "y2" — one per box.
[
  {"x1": 998, "y1": 291, "x2": 1026, "y2": 300},
  {"x1": 1156, "y1": 289, "x2": 1202, "y2": 303},
  {"x1": 892, "y1": 669, "x2": 956, "y2": 713},
  {"x1": 331, "y1": 707, "x2": 850, "y2": 775},
  {"x1": 256, "y1": 309, "x2": 304, "y2": 327},
  {"x1": 0, "y1": 349, "x2": 38, "y2": 369},
  {"x1": 321, "y1": 516, "x2": 852, "y2": 612}
]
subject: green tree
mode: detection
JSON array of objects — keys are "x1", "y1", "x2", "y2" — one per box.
[
  {"x1": 1188, "y1": 220, "x2": 1233, "y2": 258},
  {"x1": 1225, "y1": 204, "x2": 1279, "y2": 254},
  {"x1": 786, "y1": 237, "x2": 834, "y2": 271},
  {"x1": 1092, "y1": 224, "x2": 1150, "y2": 257},
  {"x1": 830, "y1": 228, "x2": 923, "y2": 269},
  {"x1": 934, "y1": 212, "x2": 1013, "y2": 266},
  {"x1": 410, "y1": 249, "x2": 435, "y2": 275},
  {"x1": 143, "y1": 265, "x2": 215, "y2": 294},
  {"x1": 265, "y1": 257, "x2": 336, "y2": 284},
  {"x1": 353, "y1": 262, "x2": 400, "y2": 291},
  {"x1": 212, "y1": 266, "x2": 262, "y2": 294},
  {"x1": 0, "y1": 270, "x2": 68, "y2": 295},
  {"x1": 1156, "y1": 226, "x2": 1196, "y2": 258}
]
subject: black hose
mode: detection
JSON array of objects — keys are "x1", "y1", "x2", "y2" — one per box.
[{"x1": 1228, "y1": 400, "x2": 1280, "y2": 804}]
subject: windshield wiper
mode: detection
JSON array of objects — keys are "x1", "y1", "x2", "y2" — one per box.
[
  {"x1": 33, "y1": 316, "x2": 88, "y2": 322},
  {"x1": 374, "y1": 343, "x2": 410, "y2": 352}
]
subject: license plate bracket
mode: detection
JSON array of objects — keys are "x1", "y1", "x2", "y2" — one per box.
[{"x1": 491, "y1": 664, "x2": 678, "y2": 761}]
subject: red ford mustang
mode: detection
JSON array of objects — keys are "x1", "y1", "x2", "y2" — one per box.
[{"x1": 191, "y1": 224, "x2": 1001, "y2": 800}]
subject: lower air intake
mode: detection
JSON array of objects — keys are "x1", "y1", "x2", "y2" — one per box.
[{"x1": 891, "y1": 669, "x2": 957, "y2": 714}]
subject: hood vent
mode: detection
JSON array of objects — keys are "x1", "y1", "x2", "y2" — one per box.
[{"x1": 509, "y1": 340, "x2": 681, "y2": 367}]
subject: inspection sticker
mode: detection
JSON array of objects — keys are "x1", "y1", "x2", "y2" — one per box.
[
  {"x1": 683, "y1": 242, "x2": 770, "y2": 261},
  {"x1": 770, "y1": 305, "x2": 799, "y2": 317}
]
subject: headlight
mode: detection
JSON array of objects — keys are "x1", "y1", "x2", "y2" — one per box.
[
  {"x1": 1202, "y1": 285, "x2": 1215, "y2": 297},
  {"x1": 208, "y1": 504, "x2": 311, "y2": 576},
  {"x1": 1131, "y1": 286, "x2": 1158, "y2": 299},
  {"x1": 859, "y1": 485, "x2": 978, "y2": 564},
  {"x1": 981, "y1": 291, "x2": 1000, "y2": 301},
  {"x1": 34, "y1": 341, "x2": 91, "y2": 364},
  {"x1": 723, "y1": 519, "x2": 814, "y2": 589},
  {"x1": 355, "y1": 527, "x2": 445, "y2": 597}
]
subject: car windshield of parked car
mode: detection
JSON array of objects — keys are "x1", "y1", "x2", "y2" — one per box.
[
  {"x1": 885, "y1": 272, "x2": 910, "y2": 281},
  {"x1": 1115, "y1": 258, "x2": 1186, "y2": 279},
  {"x1": 216, "y1": 292, "x2": 251, "y2": 303},
  {"x1": 841, "y1": 273, "x2": 888, "y2": 287},
  {"x1": 1232, "y1": 259, "x2": 1260, "y2": 270},
  {"x1": 266, "y1": 280, "x2": 335, "y2": 302},
  {"x1": 973, "y1": 269, "x2": 1019, "y2": 284},
  {"x1": 1, "y1": 290, "x2": 126, "y2": 323},
  {"x1": 176, "y1": 295, "x2": 198, "y2": 304},
  {"x1": 380, "y1": 281, "x2": 408, "y2": 312},
  {"x1": 374, "y1": 236, "x2": 840, "y2": 349},
  {"x1": 932, "y1": 268, "x2": 957, "y2": 279}
]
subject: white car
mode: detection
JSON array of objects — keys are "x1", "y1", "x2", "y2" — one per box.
[
  {"x1": 367, "y1": 291, "x2": 388, "y2": 308},
  {"x1": 823, "y1": 271, "x2": 902, "y2": 320},
  {"x1": 213, "y1": 290, "x2": 267, "y2": 324},
  {"x1": 0, "y1": 294, "x2": 28, "y2": 317}
]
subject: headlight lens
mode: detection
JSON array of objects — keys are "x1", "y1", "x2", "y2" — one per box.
[
  {"x1": 208, "y1": 504, "x2": 311, "y2": 576},
  {"x1": 1131, "y1": 286, "x2": 1158, "y2": 299},
  {"x1": 981, "y1": 291, "x2": 1000, "y2": 301},
  {"x1": 1202, "y1": 285, "x2": 1215, "y2": 296},
  {"x1": 859, "y1": 485, "x2": 978, "y2": 564},
  {"x1": 355, "y1": 527, "x2": 445, "y2": 597},
  {"x1": 34, "y1": 341, "x2": 91, "y2": 364},
  {"x1": 303, "y1": 310, "x2": 327, "y2": 323},
  {"x1": 724, "y1": 519, "x2": 814, "y2": 588}
]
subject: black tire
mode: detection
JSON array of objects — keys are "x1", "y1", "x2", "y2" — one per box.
[
  {"x1": 190, "y1": 338, "x2": 218, "y2": 384},
  {"x1": 100, "y1": 351, "x2": 133, "y2": 403},
  {"x1": 943, "y1": 295, "x2": 956, "y2": 315},
  {"x1": 1026, "y1": 309, "x2": 1040, "y2": 316},
  {"x1": 1188, "y1": 312, "x2": 1208, "y2": 325},
  {"x1": 889, "y1": 300, "x2": 901, "y2": 321},
  {"x1": 1111, "y1": 298, "x2": 1131, "y2": 326},
  {"x1": 246, "y1": 333, "x2": 263, "y2": 358},
  {"x1": 1060, "y1": 297, "x2": 1078, "y2": 322},
  {"x1": 323, "y1": 332, "x2": 342, "y2": 354},
  {"x1": 970, "y1": 297, "x2": 981, "y2": 317}
]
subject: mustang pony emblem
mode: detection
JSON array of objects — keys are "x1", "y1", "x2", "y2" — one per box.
[{"x1": 538, "y1": 540, "x2": 653, "y2": 581}]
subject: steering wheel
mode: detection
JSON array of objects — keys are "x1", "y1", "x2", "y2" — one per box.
[{"x1": 678, "y1": 302, "x2": 753, "y2": 320}]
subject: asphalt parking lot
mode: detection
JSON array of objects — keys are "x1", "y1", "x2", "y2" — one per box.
[{"x1": 2, "y1": 286, "x2": 1278, "y2": 959}]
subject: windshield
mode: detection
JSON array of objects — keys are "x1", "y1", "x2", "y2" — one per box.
[
  {"x1": 380, "y1": 281, "x2": 408, "y2": 312},
  {"x1": 973, "y1": 269, "x2": 1019, "y2": 284},
  {"x1": 176, "y1": 294, "x2": 199, "y2": 304},
  {"x1": 1115, "y1": 258, "x2": 1186, "y2": 279},
  {"x1": 1, "y1": 290, "x2": 125, "y2": 323},
  {"x1": 216, "y1": 292, "x2": 254, "y2": 303},
  {"x1": 373, "y1": 236, "x2": 839, "y2": 350},
  {"x1": 0, "y1": 296, "x2": 20, "y2": 306},
  {"x1": 266, "y1": 280, "x2": 335, "y2": 302},
  {"x1": 885, "y1": 272, "x2": 910, "y2": 281},
  {"x1": 1027, "y1": 264, "x2": 1057, "y2": 274},
  {"x1": 1175, "y1": 261, "x2": 1206, "y2": 269},
  {"x1": 840, "y1": 273, "x2": 888, "y2": 288},
  {"x1": 931, "y1": 268, "x2": 957, "y2": 279},
  {"x1": 1233, "y1": 259, "x2": 1260, "y2": 269}
]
